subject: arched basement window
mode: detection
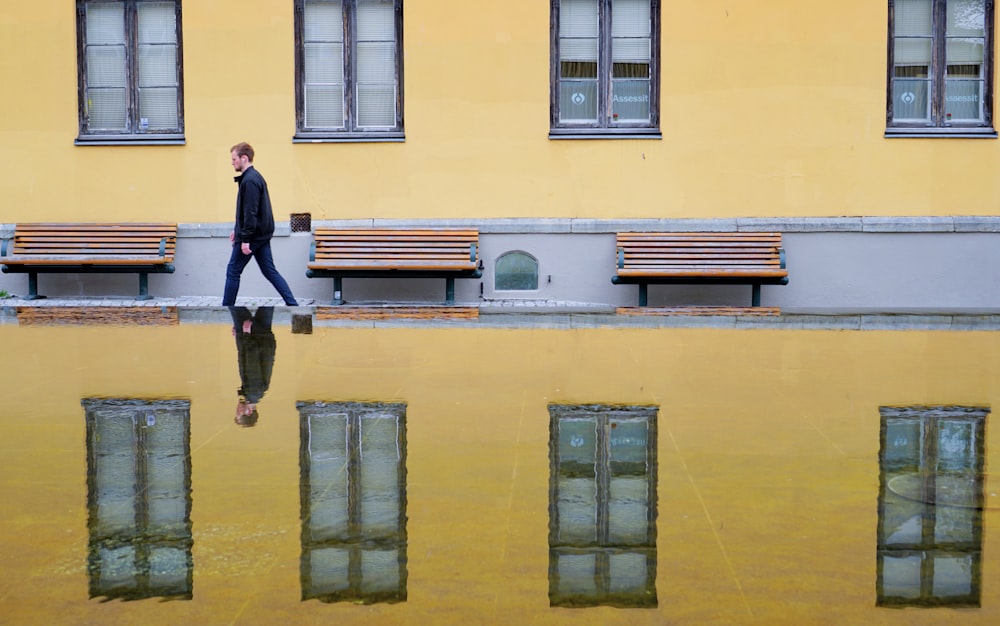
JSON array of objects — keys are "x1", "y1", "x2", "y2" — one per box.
[{"x1": 495, "y1": 251, "x2": 539, "y2": 290}]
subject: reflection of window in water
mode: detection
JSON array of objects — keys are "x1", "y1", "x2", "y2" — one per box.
[
  {"x1": 878, "y1": 405, "x2": 987, "y2": 608},
  {"x1": 548, "y1": 404, "x2": 658, "y2": 608},
  {"x1": 83, "y1": 398, "x2": 193, "y2": 601},
  {"x1": 297, "y1": 401, "x2": 407, "y2": 604}
]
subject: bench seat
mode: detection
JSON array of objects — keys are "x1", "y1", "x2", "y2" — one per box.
[
  {"x1": 1, "y1": 223, "x2": 177, "y2": 299},
  {"x1": 612, "y1": 232, "x2": 788, "y2": 306},
  {"x1": 306, "y1": 228, "x2": 482, "y2": 304}
]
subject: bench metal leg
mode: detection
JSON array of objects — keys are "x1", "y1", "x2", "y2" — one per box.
[
  {"x1": 638, "y1": 283, "x2": 648, "y2": 307},
  {"x1": 137, "y1": 273, "x2": 152, "y2": 300},
  {"x1": 751, "y1": 284, "x2": 761, "y2": 307},
  {"x1": 445, "y1": 278, "x2": 455, "y2": 303},
  {"x1": 332, "y1": 277, "x2": 345, "y2": 305},
  {"x1": 25, "y1": 272, "x2": 44, "y2": 300}
]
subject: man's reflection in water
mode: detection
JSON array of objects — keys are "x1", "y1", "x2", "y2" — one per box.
[{"x1": 230, "y1": 306, "x2": 276, "y2": 427}]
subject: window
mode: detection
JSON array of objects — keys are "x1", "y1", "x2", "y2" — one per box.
[
  {"x1": 83, "y1": 398, "x2": 193, "y2": 601},
  {"x1": 887, "y1": 0, "x2": 996, "y2": 137},
  {"x1": 495, "y1": 251, "x2": 539, "y2": 291},
  {"x1": 297, "y1": 401, "x2": 408, "y2": 603},
  {"x1": 550, "y1": 0, "x2": 660, "y2": 138},
  {"x1": 877, "y1": 405, "x2": 986, "y2": 607},
  {"x1": 294, "y1": 0, "x2": 404, "y2": 141},
  {"x1": 548, "y1": 404, "x2": 658, "y2": 608},
  {"x1": 75, "y1": 0, "x2": 184, "y2": 144}
]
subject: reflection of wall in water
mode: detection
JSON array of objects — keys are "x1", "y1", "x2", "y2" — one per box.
[
  {"x1": 297, "y1": 401, "x2": 408, "y2": 604},
  {"x1": 83, "y1": 398, "x2": 193, "y2": 601},
  {"x1": 548, "y1": 404, "x2": 658, "y2": 608},
  {"x1": 877, "y1": 405, "x2": 988, "y2": 608}
]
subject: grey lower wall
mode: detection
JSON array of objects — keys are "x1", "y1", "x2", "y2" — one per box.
[{"x1": 3, "y1": 218, "x2": 1000, "y2": 310}]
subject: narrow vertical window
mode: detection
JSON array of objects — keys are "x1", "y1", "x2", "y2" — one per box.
[
  {"x1": 887, "y1": 0, "x2": 995, "y2": 136},
  {"x1": 76, "y1": 0, "x2": 184, "y2": 143},
  {"x1": 877, "y1": 405, "x2": 987, "y2": 607},
  {"x1": 298, "y1": 401, "x2": 408, "y2": 604},
  {"x1": 295, "y1": 0, "x2": 404, "y2": 141},
  {"x1": 83, "y1": 398, "x2": 193, "y2": 601},
  {"x1": 548, "y1": 404, "x2": 658, "y2": 608},
  {"x1": 551, "y1": 0, "x2": 660, "y2": 137}
]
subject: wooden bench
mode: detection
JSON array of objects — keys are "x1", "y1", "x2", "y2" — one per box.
[
  {"x1": 0, "y1": 223, "x2": 177, "y2": 300},
  {"x1": 306, "y1": 228, "x2": 482, "y2": 304},
  {"x1": 612, "y1": 232, "x2": 788, "y2": 307}
]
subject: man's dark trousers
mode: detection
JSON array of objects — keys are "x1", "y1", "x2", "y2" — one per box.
[{"x1": 222, "y1": 240, "x2": 298, "y2": 306}]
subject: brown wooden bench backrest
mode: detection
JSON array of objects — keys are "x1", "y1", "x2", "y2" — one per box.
[
  {"x1": 616, "y1": 232, "x2": 787, "y2": 279},
  {"x1": 310, "y1": 228, "x2": 479, "y2": 271},
  {"x1": 7, "y1": 223, "x2": 177, "y2": 264}
]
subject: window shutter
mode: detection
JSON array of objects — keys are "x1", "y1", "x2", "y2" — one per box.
[
  {"x1": 612, "y1": 0, "x2": 651, "y2": 63},
  {"x1": 896, "y1": 0, "x2": 933, "y2": 36}
]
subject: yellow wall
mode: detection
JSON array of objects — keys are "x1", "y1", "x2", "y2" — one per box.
[{"x1": 2, "y1": 1, "x2": 999, "y2": 223}]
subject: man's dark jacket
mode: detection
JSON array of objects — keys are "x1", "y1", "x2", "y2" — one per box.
[{"x1": 233, "y1": 166, "x2": 276, "y2": 245}]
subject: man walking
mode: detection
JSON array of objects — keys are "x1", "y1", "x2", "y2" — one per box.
[{"x1": 223, "y1": 142, "x2": 298, "y2": 306}]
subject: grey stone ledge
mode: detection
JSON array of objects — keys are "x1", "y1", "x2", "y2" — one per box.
[
  {"x1": 862, "y1": 217, "x2": 955, "y2": 232},
  {"x1": 8, "y1": 217, "x2": 1000, "y2": 241},
  {"x1": 954, "y1": 216, "x2": 1000, "y2": 232},
  {"x1": 737, "y1": 217, "x2": 863, "y2": 232}
]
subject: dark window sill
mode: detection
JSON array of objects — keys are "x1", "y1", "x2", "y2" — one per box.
[
  {"x1": 549, "y1": 128, "x2": 662, "y2": 140},
  {"x1": 885, "y1": 127, "x2": 997, "y2": 139},
  {"x1": 75, "y1": 134, "x2": 185, "y2": 146},
  {"x1": 293, "y1": 132, "x2": 405, "y2": 144}
]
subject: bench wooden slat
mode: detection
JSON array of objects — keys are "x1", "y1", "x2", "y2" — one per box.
[
  {"x1": 1, "y1": 222, "x2": 178, "y2": 299},
  {"x1": 613, "y1": 231, "x2": 787, "y2": 307},
  {"x1": 307, "y1": 228, "x2": 482, "y2": 304}
]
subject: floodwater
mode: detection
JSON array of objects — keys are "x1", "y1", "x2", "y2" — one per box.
[{"x1": 1, "y1": 306, "x2": 999, "y2": 625}]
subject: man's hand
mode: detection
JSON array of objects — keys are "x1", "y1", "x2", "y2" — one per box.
[{"x1": 241, "y1": 242, "x2": 251, "y2": 255}]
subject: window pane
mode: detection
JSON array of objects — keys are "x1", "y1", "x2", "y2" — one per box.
[
  {"x1": 560, "y1": 80, "x2": 599, "y2": 122},
  {"x1": 893, "y1": 79, "x2": 931, "y2": 121},
  {"x1": 359, "y1": 415, "x2": 400, "y2": 536},
  {"x1": 305, "y1": 42, "x2": 344, "y2": 84},
  {"x1": 560, "y1": 0, "x2": 598, "y2": 62},
  {"x1": 138, "y1": 45, "x2": 177, "y2": 86},
  {"x1": 357, "y1": 85, "x2": 395, "y2": 126},
  {"x1": 87, "y1": 2, "x2": 125, "y2": 45},
  {"x1": 87, "y1": 88, "x2": 128, "y2": 130},
  {"x1": 360, "y1": 549, "x2": 400, "y2": 594},
  {"x1": 357, "y1": 41, "x2": 395, "y2": 83},
  {"x1": 495, "y1": 252, "x2": 538, "y2": 290},
  {"x1": 937, "y1": 419, "x2": 976, "y2": 471},
  {"x1": 307, "y1": 413, "x2": 350, "y2": 541},
  {"x1": 87, "y1": 46, "x2": 127, "y2": 88},
  {"x1": 357, "y1": 0, "x2": 395, "y2": 40},
  {"x1": 612, "y1": 79, "x2": 650, "y2": 122},
  {"x1": 884, "y1": 418, "x2": 922, "y2": 468},
  {"x1": 137, "y1": 2, "x2": 177, "y2": 44},
  {"x1": 556, "y1": 553, "x2": 598, "y2": 595},
  {"x1": 608, "y1": 475, "x2": 648, "y2": 544},
  {"x1": 882, "y1": 555, "x2": 923, "y2": 599},
  {"x1": 558, "y1": 418, "x2": 597, "y2": 467},
  {"x1": 947, "y1": 0, "x2": 985, "y2": 37},
  {"x1": 139, "y1": 87, "x2": 178, "y2": 129},
  {"x1": 612, "y1": 0, "x2": 651, "y2": 37},
  {"x1": 310, "y1": 547, "x2": 351, "y2": 592},
  {"x1": 561, "y1": 0, "x2": 599, "y2": 37},
  {"x1": 306, "y1": 85, "x2": 345, "y2": 128},
  {"x1": 557, "y1": 477, "x2": 598, "y2": 543},
  {"x1": 608, "y1": 552, "x2": 649, "y2": 594},
  {"x1": 896, "y1": 0, "x2": 932, "y2": 36},
  {"x1": 305, "y1": 0, "x2": 344, "y2": 42},
  {"x1": 933, "y1": 555, "x2": 975, "y2": 598}
]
